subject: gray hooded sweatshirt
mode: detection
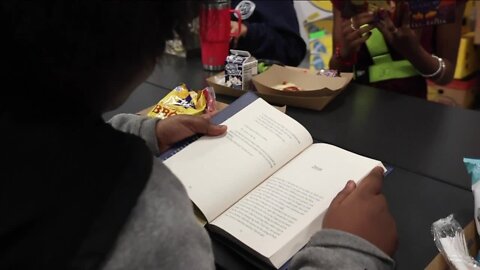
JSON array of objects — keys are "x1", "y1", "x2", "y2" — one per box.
[{"x1": 103, "y1": 114, "x2": 395, "y2": 270}]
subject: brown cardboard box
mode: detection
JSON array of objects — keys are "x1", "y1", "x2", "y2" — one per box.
[
  {"x1": 453, "y1": 32, "x2": 480, "y2": 80},
  {"x1": 462, "y1": 0, "x2": 476, "y2": 35},
  {"x1": 206, "y1": 65, "x2": 353, "y2": 111},
  {"x1": 425, "y1": 220, "x2": 479, "y2": 270},
  {"x1": 252, "y1": 65, "x2": 352, "y2": 97},
  {"x1": 427, "y1": 76, "x2": 478, "y2": 109}
]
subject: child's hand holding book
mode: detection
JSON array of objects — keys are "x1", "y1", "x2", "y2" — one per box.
[
  {"x1": 323, "y1": 167, "x2": 398, "y2": 257},
  {"x1": 155, "y1": 114, "x2": 227, "y2": 154}
]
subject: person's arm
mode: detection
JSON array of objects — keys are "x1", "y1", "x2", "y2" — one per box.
[
  {"x1": 103, "y1": 159, "x2": 216, "y2": 270},
  {"x1": 108, "y1": 113, "x2": 161, "y2": 155},
  {"x1": 290, "y1": 230, "x2": 394, "y2": 269},
  {"x1": 108, "y1": 113, "x2": 226, "y2": 155},
  {"x1": 375, "y1": 2, "x2": 466, "y2": 85},
  {"x1": 290, "y1": 168, "x2": 397, "y2": 269},
  {"x1": 233, "y1": 1, "x2": 306, "y2": 66},
  {"x1": 104, "y1": 114, "x2": 228, "y2": 269},
  {"x1": 235, "y1": 22, "x2": 306, "y2": 66}
]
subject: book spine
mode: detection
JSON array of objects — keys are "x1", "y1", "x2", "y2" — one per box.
[{"x1": 157, "y1": 91, "x2": 259, "y2": 160}]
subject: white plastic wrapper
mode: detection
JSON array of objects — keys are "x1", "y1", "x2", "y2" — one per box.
[{"x1": 431, "y1": 214, "x2": 480, "y2": 270}]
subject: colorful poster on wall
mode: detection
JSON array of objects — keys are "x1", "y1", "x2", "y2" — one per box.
[
  {"x1": 408, "y1": 0, "x2": 456, "y2": 28},
  {"x1": 302, "y1": 1, "x2": 333, "y2": 70},
  {"x1": 308, "y1": 1, "x2": 333, "y2": 12}
]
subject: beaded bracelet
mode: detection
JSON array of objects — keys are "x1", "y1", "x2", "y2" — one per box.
[{"x1": 419, "y1": 55, "x2": 445, "y2": 78}]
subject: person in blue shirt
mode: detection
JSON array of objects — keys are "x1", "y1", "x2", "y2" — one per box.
[{"x1": 230, "y1": 0, "x2": 306, "y2": 66}]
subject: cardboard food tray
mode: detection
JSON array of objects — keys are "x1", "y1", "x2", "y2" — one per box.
[
  {"x1": 253, "y1": 65, "x2": 353, "y2": 97},
  {"x1": 206, "y1": 66, "x2": 353, "y2": 111}
]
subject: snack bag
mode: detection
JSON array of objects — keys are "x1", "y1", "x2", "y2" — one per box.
[{"x1": 147, "y1": 84, "x2": 216, "y2": 119}]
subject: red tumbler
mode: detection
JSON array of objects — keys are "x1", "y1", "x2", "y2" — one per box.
[{"x1": 200, "y1": 0, "x2": 241, "y2": 71}]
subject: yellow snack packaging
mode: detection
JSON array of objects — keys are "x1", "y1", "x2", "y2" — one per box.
[{"x1": 147, "y1": 84, "x2": 216, "y2": 119}]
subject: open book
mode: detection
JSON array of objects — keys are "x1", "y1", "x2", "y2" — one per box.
[{"x1": 163, "y1": 93, "x2": 384, "y2": 269}]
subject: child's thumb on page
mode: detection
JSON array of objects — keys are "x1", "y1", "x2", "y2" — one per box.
[{"x1": 207, "y1": 124, "x2": 227, "y2": 136}]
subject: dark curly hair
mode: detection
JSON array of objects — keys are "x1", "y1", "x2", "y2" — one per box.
[{"x1": 0, "y1": 1, "x2": 197, "y2": 113}]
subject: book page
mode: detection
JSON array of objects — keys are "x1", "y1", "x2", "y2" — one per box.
[
  {"x1": 164, "y1": 98, "x2": 312, "y2": 222},
  {"x1": 211, "y1": 143, "x2": 383, "y2": 268}
]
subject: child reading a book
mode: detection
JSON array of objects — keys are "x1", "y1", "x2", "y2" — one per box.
[
  {"x1": 0, "y1": 1, "x2": 396, "y2": 269},
  {"x1": 330, "y1": 0, "x2": 466, "y2": 99}
]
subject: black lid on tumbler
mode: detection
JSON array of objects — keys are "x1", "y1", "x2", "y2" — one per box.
[{"x1": 202, "y1": 0, "x2": 230, "y2": 9}]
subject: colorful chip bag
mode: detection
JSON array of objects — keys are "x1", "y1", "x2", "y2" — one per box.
[{"x1": 147, "y1": 84, "x2": 216, "y2": 119}]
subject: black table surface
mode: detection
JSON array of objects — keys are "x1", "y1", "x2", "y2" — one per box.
[
  {"x1": 285, "y1": 83, "x2": 480, "y2": 191},
  {"x1": 102, "y1": 54, "x2": 480, "y2": 269}
]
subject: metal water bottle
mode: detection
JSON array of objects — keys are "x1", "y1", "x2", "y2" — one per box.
[{"x1": 199, "y1": 0, "x2": 241, "y2": 71}]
